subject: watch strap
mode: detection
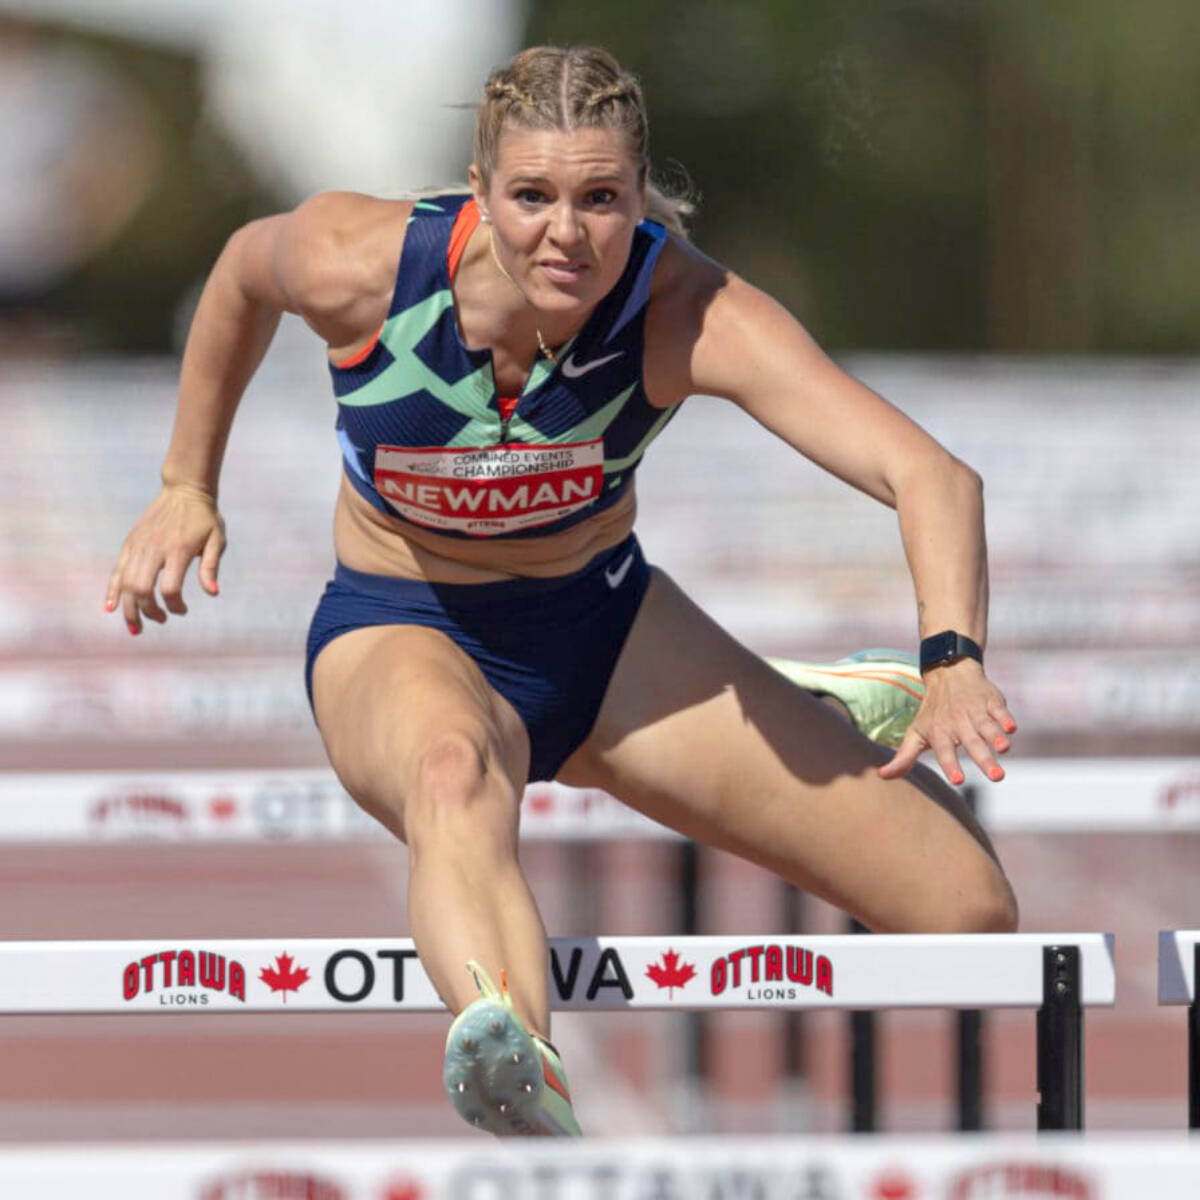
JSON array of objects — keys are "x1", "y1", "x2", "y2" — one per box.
[{"x1": 919, "y1": 630, "x2": 984, "y2": 674}]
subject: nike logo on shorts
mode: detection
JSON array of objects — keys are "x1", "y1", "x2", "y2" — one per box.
[
  {"x1": 561, "y1": 350, "x2": 623, "y2": 379},
  {"x1": 605, "y1": 552, "x2": 636, "y2": 589}
]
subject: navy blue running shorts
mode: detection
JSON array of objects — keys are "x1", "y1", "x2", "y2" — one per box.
[{"x1": 305, "y1": 534, "x2": 651, "y2": 782}]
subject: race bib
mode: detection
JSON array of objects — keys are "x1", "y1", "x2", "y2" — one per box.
[{"x1": 374, "y1": 441, "x2": 604, "y2": 536}]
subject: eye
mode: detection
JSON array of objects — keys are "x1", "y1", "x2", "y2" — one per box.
[
  {"x1": 514, "y1": 187, "x2": 546, "y2": 205},
  {"x1": 586, "y1": 188, "x2": 617, "y2": 206}
]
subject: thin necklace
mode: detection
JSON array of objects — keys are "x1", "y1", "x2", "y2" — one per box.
[{"x1": 488, "y1": 226, "x2": 557, "y2": 365}]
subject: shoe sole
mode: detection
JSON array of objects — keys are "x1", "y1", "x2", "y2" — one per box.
[{"x1": 443, "y1": 1000, "x2": 544, "y2": 1136}]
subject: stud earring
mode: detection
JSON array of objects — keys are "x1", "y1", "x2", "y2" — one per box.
[{"x1": 479, "y1": 211, "x2": 490, "y2": 223}]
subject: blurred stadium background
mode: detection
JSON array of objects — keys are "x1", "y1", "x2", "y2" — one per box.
[{"x1": 1, "y1": 0, "x2": 1197, "y2": 1147}]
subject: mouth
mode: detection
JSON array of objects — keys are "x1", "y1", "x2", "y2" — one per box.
[{"x1": 539, "y1": 260, "x2": 589, "y2": 284}]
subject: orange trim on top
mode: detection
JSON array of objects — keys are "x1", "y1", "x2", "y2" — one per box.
[
  {"x1": 334, "y1": 198, "x2": 478, "y2": 370},
  {"x1": 447, "y1": 197, "x2": 480, "y2": 282},
  {"x1": 335, "y1": 326, "x2": 384, "y2": 369}
]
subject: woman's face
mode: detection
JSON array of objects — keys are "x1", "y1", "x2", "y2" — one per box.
[{"x1": 472, "y1": 124, "x2": 646, "y2": 319}]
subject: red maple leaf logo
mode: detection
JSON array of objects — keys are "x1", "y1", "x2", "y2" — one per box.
[
  {"x1": 382, "y1": 1181, "x2": 424, "y2": 1200},
  {"x1": 259, "y1": 953, "x2": 310, "y2": 1002},
  {"x1": 872, "y1": 1171, "x2": 916, "y2": 1200},
  {"x1": 526, "y1": 786, "x2": 553, "y2": 813},
  {"x1": 646, "y1": 949, "x2": 696, "y2": 998},
  {"x1": 209, "y1": 794, "x2": 237, "y2": 820}
]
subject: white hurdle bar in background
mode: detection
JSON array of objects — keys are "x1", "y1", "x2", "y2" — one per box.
[
  {"x1": 1, "y1": 1135, "x2": 1199, "y2": 1200},
  {"x1": 1, "y1": 759, "x2": 1199, "y2": 842},
  {"x1": 1158, "y1": 929, "x2": 1200, "y2": 1129},
  {"x1": 0, "y1": 933, "x2": 1115, "y2": 1130}
]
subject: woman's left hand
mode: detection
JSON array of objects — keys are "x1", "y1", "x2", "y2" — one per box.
[{"x1": 876, "y1": 659, "x2": 1017, "y2": 786}]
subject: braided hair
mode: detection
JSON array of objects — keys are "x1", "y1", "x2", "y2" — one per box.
[{"x1": 474, "y1": 46, "x2": 694, "y2": 238}]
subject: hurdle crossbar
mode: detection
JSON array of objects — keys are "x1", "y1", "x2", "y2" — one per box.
[
  {"x1": 1157, "y1": 929, "x2": 1200, "y2": 1129},
  {"x1": 0, "y1": 934, "x2": 1115, "y2": 1014},
  {"x1": 0, "y1": 933, "x2": 1114, "y2": 1132}
]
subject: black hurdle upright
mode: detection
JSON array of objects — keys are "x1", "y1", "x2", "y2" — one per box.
[
  {"x1": 957, "y1": 1005, "x2": 984, "y2": 1130},
  {"x1": 1037, "y1": 944, "x2": 1083, "y2": 1130},
  {"x1": 783, "y1": 884, "x2": 807, "y2": 1083},
  {"x1": 847, "y1": 916, "x2": 876, "y2": 1132},
  {"x1": 1190, "y1": 943, "x2": 1199, "y2": 1131},
  {"x1": 956, "y1": 786, "x2": 985, "y2": 1131},
  {"x1": 844, "y1": 785, "x2": 986, "y2": 1133},
  {"x1": 679, "y1": 840, "x2": 705, "y2": 1088}
]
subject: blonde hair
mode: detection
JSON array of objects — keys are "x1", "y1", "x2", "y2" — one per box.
[{"x1": 474, "y1": 45, "x2": 695, "y2": 239}]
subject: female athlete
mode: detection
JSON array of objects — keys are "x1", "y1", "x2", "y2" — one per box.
[{"x1": 106, "y1": 46, "x2": 1018, "y2": 1137}]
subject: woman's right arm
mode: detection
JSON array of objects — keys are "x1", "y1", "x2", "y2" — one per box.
[{"x1": 105, "y1": 192, "x2": 401, "y2": 634}]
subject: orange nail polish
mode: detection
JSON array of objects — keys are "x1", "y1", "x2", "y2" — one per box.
[
  {"x1": 104, "y1": 600, "x2": 116, "y2": 613},
  {"x1": 989, "y1": 766, "x2": 1004, "y2": 782},
  {"x1": 994, "y1": 737, "x2": 1008, "y2": 750},
  {"x1": 127, "y1": 623, "x2": 140, "y2": 636}
]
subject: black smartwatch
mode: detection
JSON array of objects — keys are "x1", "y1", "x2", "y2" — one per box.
[{"x1": 919, "y1": 630, "x2": 984, "y2": 674}]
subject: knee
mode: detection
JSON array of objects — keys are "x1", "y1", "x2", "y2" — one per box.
[
  {"x1": 941, "y1": 862, "x2": 1020, "y2": 934},
  {"x1": 406, "y1": 730, "x2": 517, "y2": 852},
  {"x1": 415, "y1": 730, "x2": 491, "y2": 806}
]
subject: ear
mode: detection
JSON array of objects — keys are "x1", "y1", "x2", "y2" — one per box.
[{"x1": 468, "y1": 163, "x2": 489, "y2": 220}]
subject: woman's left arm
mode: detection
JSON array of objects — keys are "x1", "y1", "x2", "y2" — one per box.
[{"x1": 667, "y1": 259, "x2": 1017, "y2": 785}]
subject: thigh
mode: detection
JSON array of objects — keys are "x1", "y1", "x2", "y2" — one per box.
[
  {"x1": 560, "y1": 568, "x2": 1008, "y2": 931},
  {"x1": 310, "y1": 624, "x2": 531, "y2": 840}
]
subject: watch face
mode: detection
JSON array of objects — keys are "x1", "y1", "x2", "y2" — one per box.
[
  {"x1": 920, "y1": 631, "x2": 957, "y2": 671},
  {"x1": 920, "y1": 631, "x2": 982, "y2": 672}
]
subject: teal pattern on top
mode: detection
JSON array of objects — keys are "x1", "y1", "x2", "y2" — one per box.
[{"x1": 331, "y1": 194, "x2": 676, "y2": 539}]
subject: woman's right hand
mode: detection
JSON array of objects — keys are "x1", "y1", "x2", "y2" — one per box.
[{"x1": 105, "y1": 483, "x2": 227, "y2": 635}]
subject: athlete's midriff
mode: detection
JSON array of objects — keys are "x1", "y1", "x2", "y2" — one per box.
[{"x1": 334, "y1": 472, "x2": 638, "y2": 583}]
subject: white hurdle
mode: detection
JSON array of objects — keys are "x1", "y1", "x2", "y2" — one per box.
[
  {"x1": 1, "y1": 758, "x2": 1198, "y2": 842},
  {"x1": 0, "y1": 766, "x2": 1162, "y2": 1131},
  {"x1": 1157, "y1": 929, "x2": 1200, "y2": 1128},
  {"x1": 1, "y1": 1134, "x2": 1199, "y2": 1200},
  {"x1": 0, "y1": 932, "x2": 1114, "y2": 1129}
]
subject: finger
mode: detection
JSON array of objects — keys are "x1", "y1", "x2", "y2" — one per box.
[
  {"x1": 131, "y1": 580, "x2": 167, "y2": 624},
  {"x1": 120, "y1": 592, "x2": 142, "y2": 637},
  {"x1": 141, "y1": 595, "x2": 167, "y2": 623},
  {"x1": 959, "y1": 727, "x2": 1005, "y2": 783},
  {"x1": 124, "y1": 548, "x2": 170, "y2": 624},
  {"x1": 930, "y1": 733, "x2": 966, "y2": 787},
  {"x1": 976, "y1": 714, "x2": 1012, "y2": 756},
  {"x1": 877, "y1": 727, "x2": 926, "y2": 780},
  {"x1": 989, "y1": 700, "x2": 1017, "y2": 736},
  {"x1": 198, "y1": 526, "x2": 224, "y2": 596},
  {"x1": 159, "y1": 548, "x2": 191, "y2": 616},
  {"x1": 105, "y1": 569, "x2": 121, "y2": 614},
  {"x1": 105, "y1": 550, "x2": 130, "y2": 614}
]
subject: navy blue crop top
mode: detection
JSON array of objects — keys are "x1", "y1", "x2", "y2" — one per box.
[{"x1": 329, "y1": 194, "x2": 675, "y2": 539}]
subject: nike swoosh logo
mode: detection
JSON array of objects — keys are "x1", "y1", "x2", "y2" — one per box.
[
  {"x1": 561, "y1": 350, "x2": 623, "y2": 379},
  {"x1": 605, "y1": 552, "x2": 635, "y2": 589}
]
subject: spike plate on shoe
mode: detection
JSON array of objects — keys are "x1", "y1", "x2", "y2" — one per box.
[{"x1": 443, "y1": 999, "x2": 544, "y2": 1137}]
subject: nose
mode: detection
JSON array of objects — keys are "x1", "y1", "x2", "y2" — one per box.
[{"x1": 547, "y1": 201, "x2": 584, "y2": 249}]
